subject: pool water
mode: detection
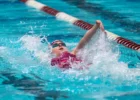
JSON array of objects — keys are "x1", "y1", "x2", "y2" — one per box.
[{"x1": 0, "y1": 0, "x2": 140, "y2": 100}]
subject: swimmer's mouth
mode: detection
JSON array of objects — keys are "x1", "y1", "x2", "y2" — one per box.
[{"x1": 59, "y1": 47, "x2": 64, "y2": 50}]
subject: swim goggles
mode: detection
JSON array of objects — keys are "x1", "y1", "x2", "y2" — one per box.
[{"x1": 52, "y1": 42, "x2": 66, "y2": 48}]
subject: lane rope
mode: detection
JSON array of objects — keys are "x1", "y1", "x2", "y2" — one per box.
[{"x1": 21, "y1": 0, "x2": 140, "y2": 52}]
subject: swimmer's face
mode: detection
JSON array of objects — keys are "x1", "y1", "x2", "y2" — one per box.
[{"x1": 51, "y1": 41, "x2": 68, "y2": 57}]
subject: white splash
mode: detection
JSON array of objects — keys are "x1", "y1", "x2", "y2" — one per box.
[
  {"x1": 19, "y1": 34, "x2": 51, "y2": 63},
  {"x1": 66, "y1": 29, "x2": 140, "y2": 83},
  {"x1": 17, "y1": 31, "x2": 140, "y2": 83}
]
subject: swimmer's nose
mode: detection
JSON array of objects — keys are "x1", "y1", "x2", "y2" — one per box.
[
  {"x1": 59, "y1": 43, "x2": 63, "y2": 46},
  {"x1": 58, "y1": 44, "x2": 63, "y2": 47}
]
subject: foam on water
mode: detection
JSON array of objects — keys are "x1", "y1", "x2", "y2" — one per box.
[
  {"x1": 17, "y1": 30, "x2": 140, "y2": 84},
  {"x1": 0, "y1": 30, "x2": 140, "y2": 98}
]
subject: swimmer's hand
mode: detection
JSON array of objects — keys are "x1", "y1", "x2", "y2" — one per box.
[
  {"x1": 96, "y1": 20, "x2": 105, "y2": 32},
  {"x1": 73, "y1": 20, "x2": 105, "y2": 55}
]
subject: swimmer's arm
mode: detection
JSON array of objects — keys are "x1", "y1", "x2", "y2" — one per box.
[{"x1": 72, "y1": 20, "x2": 104, "y2": 55}]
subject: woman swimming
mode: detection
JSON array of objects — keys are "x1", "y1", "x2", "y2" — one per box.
[{"x1": 51, "y1": 20, "x2": 104, "y2": 68}]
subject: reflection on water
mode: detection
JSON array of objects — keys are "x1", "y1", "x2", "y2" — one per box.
[{"x1": 0, "y1": 70, "x2": 69, "y2": 100}]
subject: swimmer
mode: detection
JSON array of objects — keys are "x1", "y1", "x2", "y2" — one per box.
[{"x1": 51, "y1": 20, "x2": 104, "y2": 68}]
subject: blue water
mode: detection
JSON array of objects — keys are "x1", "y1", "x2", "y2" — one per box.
[{"x1": 0, "y1": 0, "x2": 140, "y2": 100}]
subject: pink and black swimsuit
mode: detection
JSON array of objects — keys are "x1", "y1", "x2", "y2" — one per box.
[{"x1": 51, "y1": 51, "x2": 81, "y2": 69}]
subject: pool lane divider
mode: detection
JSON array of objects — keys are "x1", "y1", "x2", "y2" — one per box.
[{"x1": 21, "y1": 0, "x2": 140, "y2": 52}]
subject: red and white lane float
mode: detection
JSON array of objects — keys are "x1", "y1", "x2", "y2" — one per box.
[{"x1": 21, "y1": 0, "x2": 140, "y2": 52}]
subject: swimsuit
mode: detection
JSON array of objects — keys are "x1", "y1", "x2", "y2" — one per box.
[{"x1": 51, "y1": 51, "x2": 81, "y2": 69}]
